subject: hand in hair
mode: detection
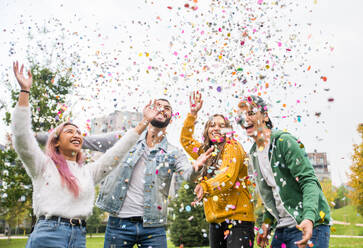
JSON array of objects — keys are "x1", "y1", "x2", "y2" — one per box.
[
  {"x1": 193, "y1": 146, "x2": 214, "y2": 172},
  {"x1": 189, "y1": 91, "x2": 203, "y2": 116},
  {"x1": 13, "y1": 61, "x2": 32, "y2": 91}
]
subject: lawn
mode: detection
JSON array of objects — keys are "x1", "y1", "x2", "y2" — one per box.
[
  {"x1": 330, "y1": 205, "x2": 363, "y2": 236},
  {"x1": 0, "y1": 236, "x2": 182, "y2": 248},
  {"x1": 1, "y1": 237, "x2": 363, "y2": 248},
  {"x1": 331, "y1": 205, "x2": 363, "y2": 224}
]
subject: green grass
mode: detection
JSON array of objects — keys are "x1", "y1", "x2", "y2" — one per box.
[
  {"x1": 331, "y1": 205, "x2": 363, "y2": 224},
  {"x1": 329, "y1": 237, "x2": 363, "y2": 248},
  {"x1": 332, "y1": 223, "x2": 363, "y2": 236},
  {"x1": 330, "y1": 205, "x2": 363, "y2": 236},
  {"x1": 0, "y1": 236, "x2": 189, "y2": 248},
  {"x1": 1, "y1": 237, "x2": 363, "y2": 248}
]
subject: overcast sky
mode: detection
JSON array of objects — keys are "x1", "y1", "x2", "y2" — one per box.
[{"x1": 0, "y1": 0, "x2": 362, "y2": 186}]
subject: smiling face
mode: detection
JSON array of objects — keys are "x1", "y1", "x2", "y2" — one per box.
[
  {"x1": 150, "y1": 99, "x2": 172, "y2": 128},
  {"x1": 55, "y1": 124, "x2": 83, "y2": 158},
  {"x1": 238, "y1": 103, "x2": 269, "y2": 139},
  {"x1": 207, "y1": 116, "x2": 227, "y2": 143}
]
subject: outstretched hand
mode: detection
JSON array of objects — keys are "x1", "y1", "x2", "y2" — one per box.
[
  {"x1": 193, "y1": 146, "x2": 214, "y2": 172},
  {"x1": 13, "y1": 61, "x2": 32, "y2": 90},
  {"x1": 143, "y1": 100, "x2": 160, "y2": 122},
  {"x1": 189, "y1": 91, "x2": 203, "y2": 116}
]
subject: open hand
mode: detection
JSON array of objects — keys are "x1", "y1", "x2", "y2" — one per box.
[
  {"x1": 193, "y1": 147, "x2": 214, "y2": 172},
  {"x1": 295, "y1": 219, "x2": 313, "y2": 248},
  {"x1": 143, "y1": 100, "x2": 160, "y2": 122},
  {"x1": 189, "y1": 91, "x2": 203, "y2": 116},
  {"x1": 13, "y1": 61, "x2": 32, "y2": 90}
]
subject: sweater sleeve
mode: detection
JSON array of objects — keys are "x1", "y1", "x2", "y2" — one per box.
[
  {"x1": 36, "y1": 130, "x2": 123, "y2": 153},
  {"x1": 11, "y1": 105, "x2": 48, "y2": 179},
  {"x1": 200, "y1": 141, "x2": 242, "y2": 196},
  {"x1": 81, "y1": 131, "x2": 123, "y2": 152},
  {"x1": 88, "y1": 129, "x2": 140, "y2": 184},
  {"x1": 180, "y1": 113, "x2": 203, "y2": 160},
  {"x1": 278, "y1": 134, "x2": 321, "y2": 224}
]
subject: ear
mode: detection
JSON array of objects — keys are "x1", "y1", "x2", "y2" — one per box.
[{"x1": 55, "y1": 140, "x2": 60, "y2": 148}]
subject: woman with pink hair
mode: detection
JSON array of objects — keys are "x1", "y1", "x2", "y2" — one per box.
[{"x1": 11, "y1": 61, "x2": 159, "y2": 248}]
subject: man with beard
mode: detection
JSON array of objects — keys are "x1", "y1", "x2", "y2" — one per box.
[{"x1": 36, "y1": 99, "x2": 198, "y2": 248}]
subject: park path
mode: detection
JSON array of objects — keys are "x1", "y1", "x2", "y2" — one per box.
[{"x1": 333, "y1": 220, "x2": 363, "y2": 227}]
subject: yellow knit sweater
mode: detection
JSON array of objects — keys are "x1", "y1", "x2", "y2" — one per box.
[{"x1": 180, "y1": 113, "x2": 255, "y2": 223}]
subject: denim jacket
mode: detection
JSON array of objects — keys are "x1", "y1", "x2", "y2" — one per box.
[{"x1": 95, "y1": 131, "x2": 198, "y2": 227}]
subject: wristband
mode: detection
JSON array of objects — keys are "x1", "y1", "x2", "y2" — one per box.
[{"x1": 20, "y1": 89, "x2": 30, "y2": 94}]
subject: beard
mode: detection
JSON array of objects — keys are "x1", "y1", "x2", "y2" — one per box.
[{"x1": 150, "y1": 117, "x2": 171, "y2": 128}]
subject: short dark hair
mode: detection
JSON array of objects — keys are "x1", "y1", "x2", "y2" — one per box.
[
  {"x1": 157, "y1": 98, "x2": 170, "y2": 104},
  {"x1": 156, "y1": 98, "x2": 172, "y2": 112}
]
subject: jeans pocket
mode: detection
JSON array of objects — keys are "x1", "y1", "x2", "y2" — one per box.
[{"x1": 35, "y1": 220, "x2": 58, "y2": 232}]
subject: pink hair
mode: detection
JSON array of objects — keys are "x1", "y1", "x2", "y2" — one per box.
[{"x1": 46, "y1": 122, "x2": 84, "y2": 197}]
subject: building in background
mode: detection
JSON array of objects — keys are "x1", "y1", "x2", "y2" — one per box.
[
  {"x1": 307, "y1": 151, "x2": 331, "y2": 182},
  {"x1": 90, "y1": 110, "x2": 143, "y2": 134}
]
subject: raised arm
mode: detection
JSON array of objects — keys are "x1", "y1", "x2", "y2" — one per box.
[
  {"x1": 11, "y1": 61, "x2": 47, "y2": 178},
  {"x1": 180, "y1": 91, "x2": 204, "y2": 159},
  {"x1": 89, "y1": 101, "x2": 160, "y2": 183},
  {"x1": 36, "y1": 131, "x2": 123, "y2": 153}
]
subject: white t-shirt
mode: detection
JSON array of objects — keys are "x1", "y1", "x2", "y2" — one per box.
[
  {"x1": 257, "y1": 140, "x2": 296, "y2": 228},
  {"x1": 117, "y1": 148, "x2": 149, "y2": 217}
]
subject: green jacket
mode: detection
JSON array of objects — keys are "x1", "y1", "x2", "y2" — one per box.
[{"x1": 249, "y1": 130, "x2": 330, "y2": 228}]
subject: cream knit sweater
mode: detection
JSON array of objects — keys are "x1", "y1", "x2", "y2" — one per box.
[{"x1": 12, "y1": 105, "x2": 139, "y2": 219}]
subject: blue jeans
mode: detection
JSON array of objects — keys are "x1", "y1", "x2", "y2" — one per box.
[
  {"x1": 271, "y1": 224, "x2": 330, "y2": 248},
  {"x1": 25, "y1": 219, "x2": 86, "y2": 248},
  {"x1": 104, "y1": 216, "x2": 167, "y2": 248}
]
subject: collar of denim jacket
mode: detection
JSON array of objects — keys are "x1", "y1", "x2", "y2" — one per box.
[{"x1": 137, "y1": 130, "x2": 169, "y2": 153}]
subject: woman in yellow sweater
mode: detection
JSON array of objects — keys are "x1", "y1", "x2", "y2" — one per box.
[{"x1": 180, "y1": 91, "x2": 255, "y2": 248}]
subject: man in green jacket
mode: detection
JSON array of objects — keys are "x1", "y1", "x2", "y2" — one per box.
[{"x1": 237, "y1": 96, "x2": 331, "y2": 248}]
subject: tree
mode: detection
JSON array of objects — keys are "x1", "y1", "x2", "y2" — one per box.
[
  {"x1": 0, "y1": 64, "x2": 74, "y2": 234},
  {"x1": 0, "y1": 146, "x2": 32, "y2": 235},
  {"x1": 169, "y1": 182, "x2": 209, "y2": 247},
  {"x1": 87, "y1": 206, "x2": 104, "y2": 236},
  {"x1": 87, "y1": 186, "x2": 106, "y2": 236},
  {"x1": 348, "y1": 123, "x2": 363, "y2": 216},
  {"x1": 334, "y1": 184, "x2": 350, "y2": 209},
  {"x1": 320, "y1": 178, "x2": 338, "y2": 209}
]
